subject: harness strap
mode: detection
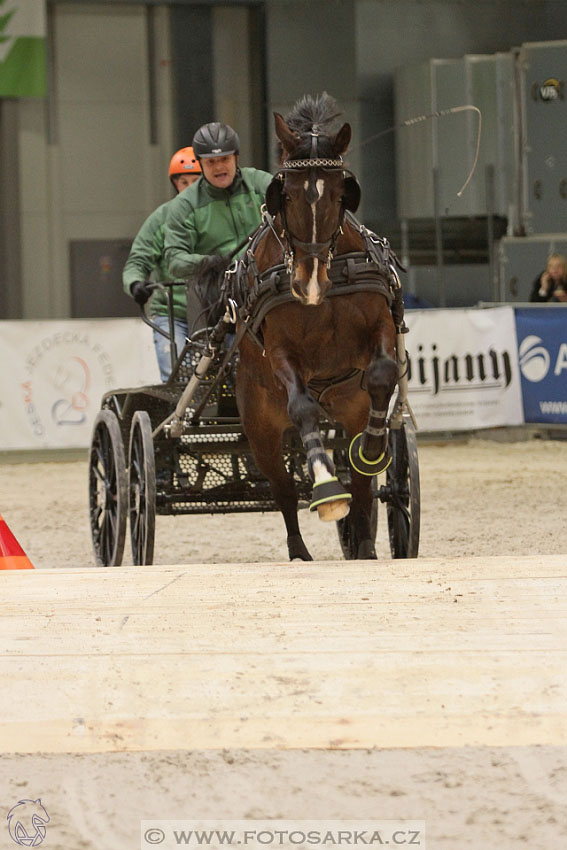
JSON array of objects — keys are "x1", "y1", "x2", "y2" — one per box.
[
  {"x1": 243, "y1": 253, "x2": 394, "y2": 342},
  {"x1": 307, "y1": 368, "x2": 363, "y2": 404},
  {"x1": 224, "y1": 218, "x2": 406, "y2": 352}
]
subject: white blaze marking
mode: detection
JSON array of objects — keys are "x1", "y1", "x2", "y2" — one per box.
[
  {"x1": 306, "y1": 259, "x2": 319, "y2": 304},
  {"x1": 305, "y1": 178, "x2": 325, "y2": 305},
  {"x1": 312, "y1": 458, "x2": 334, "y2": 484}
]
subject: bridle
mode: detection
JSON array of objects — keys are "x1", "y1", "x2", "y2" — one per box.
[{"x1": 265, "y1": 130, "x2": 361, "y2": 270}]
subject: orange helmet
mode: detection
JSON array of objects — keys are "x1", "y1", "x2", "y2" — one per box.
[{"x1": 168, "y1": 147, "x2": 201, "y2": 181}]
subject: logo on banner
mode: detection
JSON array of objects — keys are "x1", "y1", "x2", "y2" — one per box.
[
  {"x1": 407, "y1": 343, "x2": 512, "y2": 395},
  {"x1": 518, "y1": 335, "x2": 551, "y2": 382},
  {"x1": 20, "y1": 331, "x2": 116, "y2": 439}
]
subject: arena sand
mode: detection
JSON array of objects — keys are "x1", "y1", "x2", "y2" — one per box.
[{"x1": 0, "y1": 435, "x2": 566, "y2": 850}]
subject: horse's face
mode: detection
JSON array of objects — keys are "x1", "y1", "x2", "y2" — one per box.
[
  {"x1": 281, "y1": 168, "x2": 346, "y2": 305},
  {"x1": 271, "y1": 112, "x2": 356, "y2": 307}
]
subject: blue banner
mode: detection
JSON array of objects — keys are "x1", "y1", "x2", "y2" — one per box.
[{"x1": 515, "y1": 308, "x2": 567, "y2": 424}]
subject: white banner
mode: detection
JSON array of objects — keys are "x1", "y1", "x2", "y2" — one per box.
[
  {"x1": 0, "y1": 308, "x2": 524, "y2": 450},
  {"x1": 404, "y1": 306, "x2": 524, "y2": 431},
  {"x1": 0, "y1": 319, "x2": 160, "y2": 450}
]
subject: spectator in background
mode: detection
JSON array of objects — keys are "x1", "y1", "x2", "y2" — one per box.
[
  {"x1": 122, "y1": 147, "x2": 202, "y2": 381},
  {"x1": 529, "y1": 253, "x2": 567, "y2": 303}
]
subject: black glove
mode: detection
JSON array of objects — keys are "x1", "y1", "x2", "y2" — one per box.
[{"x1": 130, "y1": 281, "x2": 152, "y2": 305}]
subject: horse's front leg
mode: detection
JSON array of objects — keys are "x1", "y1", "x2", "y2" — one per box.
[
  {"x1": 349, "y1": 349, "x2": 398, "y2": 476},
  {"x1": 280, "y1": 364, "x2": 351, "y2": 522}
]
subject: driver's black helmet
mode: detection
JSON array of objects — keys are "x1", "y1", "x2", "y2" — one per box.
[{"x1": 192, "y1": 122, "x2": 240, "y2": 159}]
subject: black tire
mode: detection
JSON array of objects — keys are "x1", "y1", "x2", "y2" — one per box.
[
  {"x1": 386, "y1": 417, "x2": 420, "y2": 558},
  {"x1": 128, "y1": 410, "x2": 156, "y2": 566},
  {"x1": 88, "y1": 409, "x2": 128, "y2": 566}
]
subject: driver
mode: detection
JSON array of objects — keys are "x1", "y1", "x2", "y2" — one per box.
[{"x1": 163, "y1": 122, "x2": 272, "y2": 323}]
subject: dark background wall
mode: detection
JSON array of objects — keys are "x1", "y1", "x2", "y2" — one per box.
[
  {"x1": 356, "y1": 0, "x2": 566, "y2": 224},
  {"x1": 3, "y1": 0, "x2": 566, "y2": 317}
]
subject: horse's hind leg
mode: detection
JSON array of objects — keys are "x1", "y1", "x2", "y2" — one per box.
[
  {"x1": 237, "y1": 345, "x2": 313, "y2": 561},
  {"x1": 260, "y1": 439, "x2": 313, "y2": 561},
  {"x1": 335, "y1": 393, "x2": 380, "y2": 560},
  {"x1": 243, "y1": 418, "x2": 313, "y2": 561}
]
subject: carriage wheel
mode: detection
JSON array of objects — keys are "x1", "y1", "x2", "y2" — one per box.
[
  {"x1": 128, "y1": 410, "x2": 156, "y2": 566},
  {"x1": 336, "y1": 476, "x2": 378, "y2": 560},
  {"x1": 386, "y1": 416, "x2": 420, "y2": 559},
  {"x1": 88, "y1": 409, "x2": 128, "y2": 566}
]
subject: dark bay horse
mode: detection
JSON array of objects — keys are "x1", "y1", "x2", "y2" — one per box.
[{"x1": 233, "y1": 94, "x2": 403, "y2": 561}]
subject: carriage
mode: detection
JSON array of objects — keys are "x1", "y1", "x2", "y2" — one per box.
[
  {"x1": 88, "y1": 276, "x2": 419, "y2": 566},
  {"x1": 88, "y1": 95, "x2": 420, "y2": 567}
]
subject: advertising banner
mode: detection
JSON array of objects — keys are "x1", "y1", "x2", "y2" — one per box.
[
  {"x1": 404, "y1": 307, "x2": 524, "y2": 431},
  {"x1": 0, "y1": 319, "x2": 160, "y2": 450},
  {"x1": 515, "y1": 307, "x2": 567, "y2": 424},
  {"x1": 0, "y1": 0, "x2": 46, "y2": 97},
  {"x1": 0, "y1": 308, "x2": 528, "y2": 450}
]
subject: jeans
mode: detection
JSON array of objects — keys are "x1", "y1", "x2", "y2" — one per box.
[{"x1": 152, "y1": 315, "x2": 188, "y2": 382}]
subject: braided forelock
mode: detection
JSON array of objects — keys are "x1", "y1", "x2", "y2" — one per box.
[
  {"x1": 285, "y1": 92, "x2": 341, "y2": 134},
  {"x1": 277, "y1": 92, "x2": 343, "y2": 161}
]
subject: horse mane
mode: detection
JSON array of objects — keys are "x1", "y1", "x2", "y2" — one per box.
[{"x1": 276, "y1": 92, "x2": 343, "y2": 160}]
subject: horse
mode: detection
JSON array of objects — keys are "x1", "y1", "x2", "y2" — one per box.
[{"x1": 230, "y1": 93, "x2": 404, "y2": 561}]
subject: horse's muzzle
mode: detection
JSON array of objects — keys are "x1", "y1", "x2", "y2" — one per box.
[{"x1": 291, "y1": 262, "x2": 331, "y2": 305}]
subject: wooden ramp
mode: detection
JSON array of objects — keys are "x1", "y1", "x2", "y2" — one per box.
[{"x1": 1, "y1": 555, "x2": 566, "y2": 753}]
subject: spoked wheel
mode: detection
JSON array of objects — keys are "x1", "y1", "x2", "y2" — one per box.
[
  {"x1": 128, "y1": 410, "x2": 156, "y2": 566},
  {"x1": 384, "y1": 416, "x2": 420, "y2": 558},
  {"x1": 88, "y1": 409, "x2": 128, "y2": 566}
]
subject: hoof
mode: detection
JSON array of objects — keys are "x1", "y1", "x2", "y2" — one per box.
[
  {"x1": 309, "y1": 476, "x2": 352, "y2": 518},
  {"x1": 287, "y1": 534, "x2": 313, "y2": 561},
  {"x1": 349, "y1": 433, "x2": 392, "y2": 476},
  {"x1": 317, "y1": 499, "x2": 350, "y2": 522}
]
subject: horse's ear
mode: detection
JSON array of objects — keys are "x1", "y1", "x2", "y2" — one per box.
[
  {"x1": 266, "y1": 176, "x2": 283, "y2": 216},
  {"x1": 334, "y1": 122, "x2": 352, "y2": 155},
  {"x1": 343, "y1": 175, "x2": 361, "y2": 213},
  {"x1": 274, "y1": 112, "x2": 299, "y2": 155}
]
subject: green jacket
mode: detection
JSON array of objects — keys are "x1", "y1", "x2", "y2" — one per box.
[
  {"x1": 122, "y1": 199, "x2": 184, "y2": 315},
  {"x1": 162, "y1": 167, "x2": 272, "y2": 318}
]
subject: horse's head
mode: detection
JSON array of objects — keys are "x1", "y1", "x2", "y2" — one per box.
[{"x1": 266, "y1": 96, "x2": 361, "y2": 306}]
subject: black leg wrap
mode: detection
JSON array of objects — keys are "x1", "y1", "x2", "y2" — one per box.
[
  {"x1": 287, "y1": 534, "x2": 313, "y2": 561},
  {"x1": 302, "y1": 431, "x2": 334, "y2": 480},
  {"x1": 309, "y1": 477, "x2": 352, "y2": 512},
  {"x1": 349, "y1": 433, "x2": 391, "y2": 476}
]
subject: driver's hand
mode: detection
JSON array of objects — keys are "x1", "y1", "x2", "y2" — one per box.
[{"x1": 130, "y1": 281, "x2": 152, "y2": 305}]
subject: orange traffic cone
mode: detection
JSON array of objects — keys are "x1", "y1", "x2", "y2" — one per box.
[{"x1": 0, "y1": 514, "x2": 34, "y2": 570}]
